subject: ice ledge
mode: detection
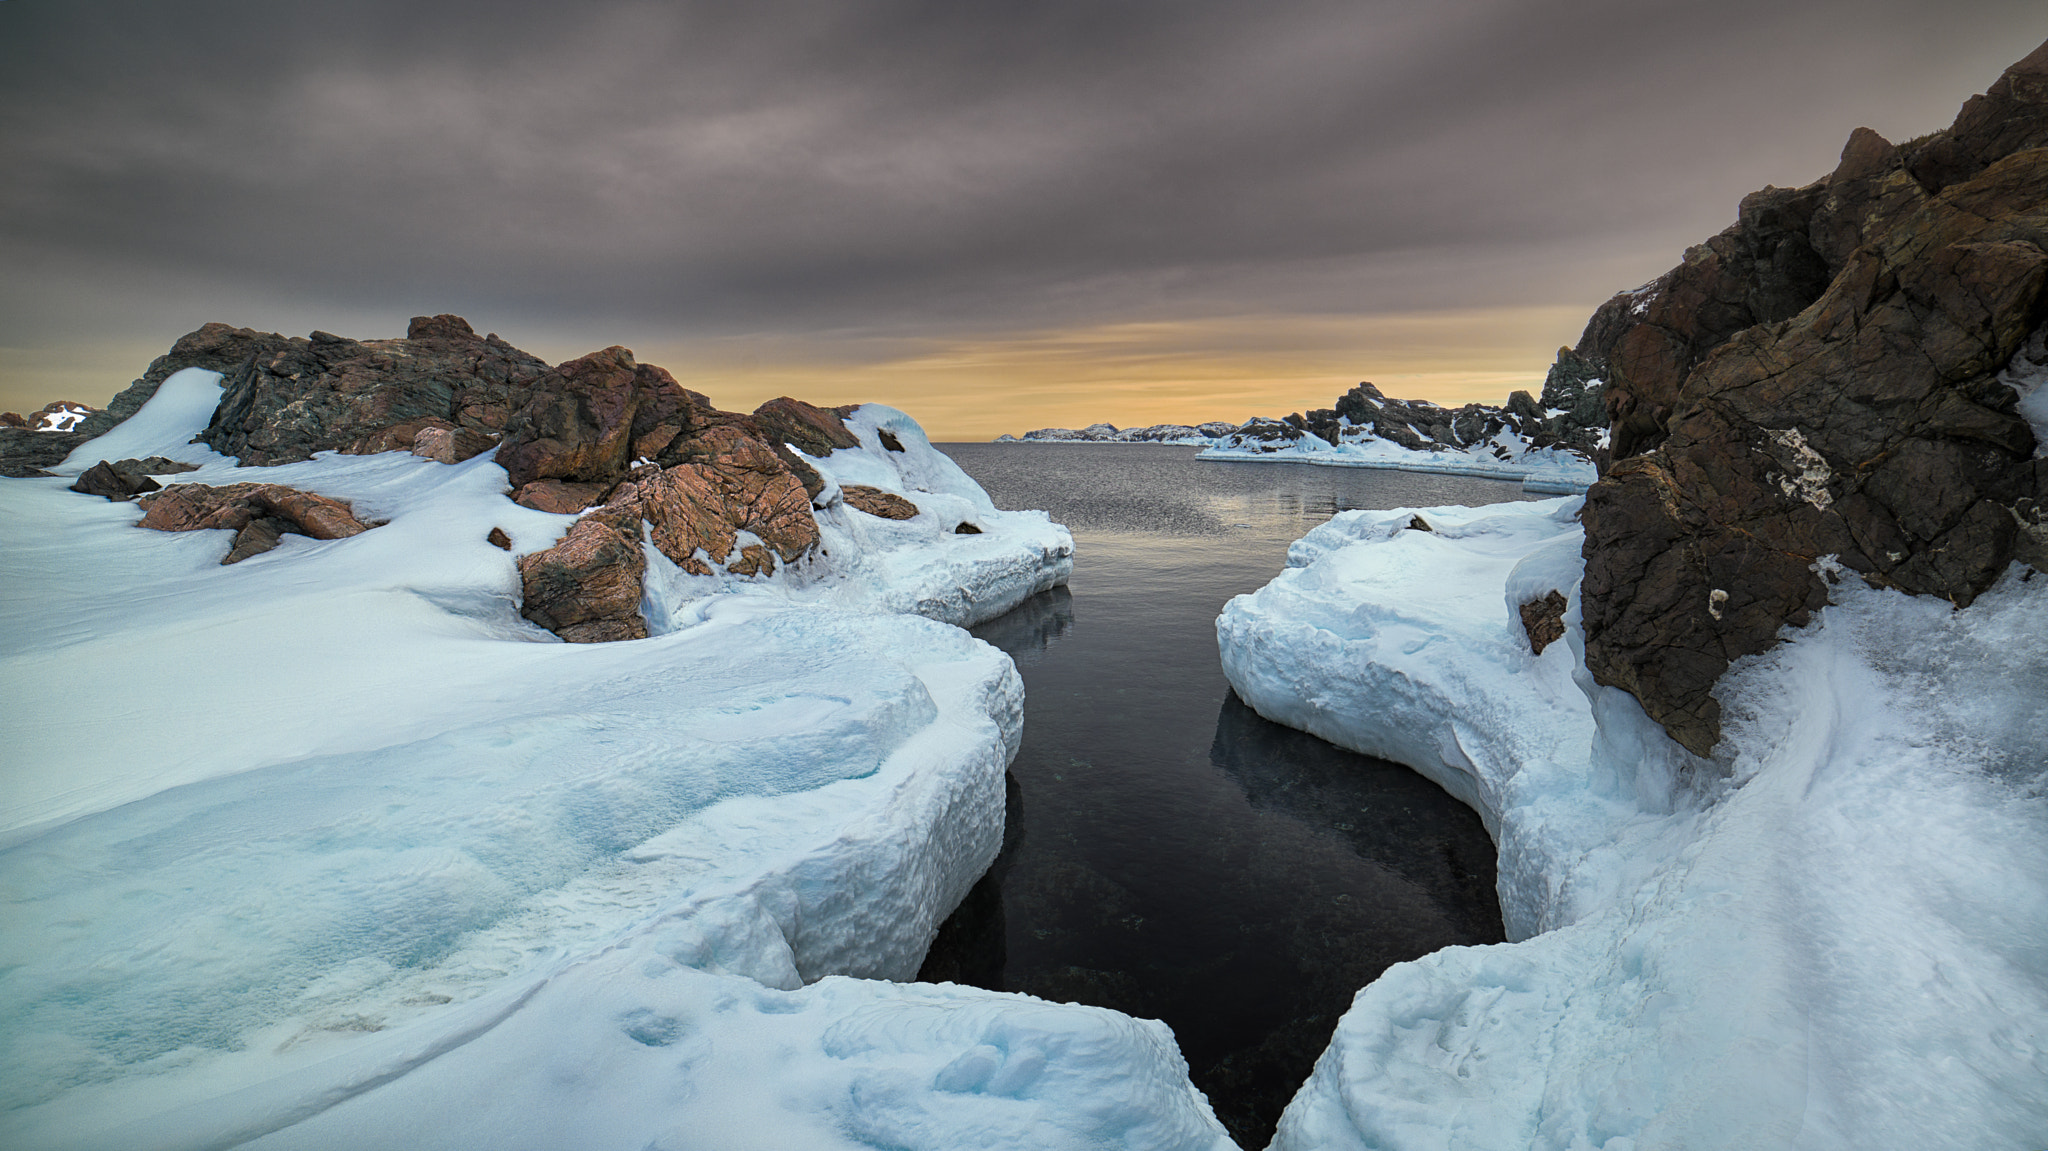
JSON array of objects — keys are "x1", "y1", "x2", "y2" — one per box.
[{"x1": 1219, "y1": 497, "x2": 2048, "y2": 1150}]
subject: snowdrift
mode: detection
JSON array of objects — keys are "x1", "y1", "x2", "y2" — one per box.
[
  {"x1": 1218, "y1": 499, "x2": 2048, "y2": 1150},
  {"x1": 1, "y1": 371, "x2": 1232, "y2": 1150}
]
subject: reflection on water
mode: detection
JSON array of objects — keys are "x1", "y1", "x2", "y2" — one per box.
[{"x1": 920, "y1": 444, "x2": 1530, "y2": 1148}]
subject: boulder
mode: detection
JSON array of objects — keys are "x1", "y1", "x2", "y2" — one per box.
[
  {"x1": 69, "y1": 457, "x2": 198, "y2": 500},
  {"x1": 136, "y1": 482, "x2": 374, "y2": 564},
  {"x1": 511, "y1": 479, "x2": 614, "y2": 514},
  {"x1": 842, "y1": 485, "x2": 920, "y2": 520},
  {"x1": 515, "y1": 507, "x2": 649, "y2": 643},
  {"x1": 752, "y1": 396, "x2": 863, "y2": 458},
  {"x1": 1578, "y1": 38, "x2": 2048, "y2": 756}
]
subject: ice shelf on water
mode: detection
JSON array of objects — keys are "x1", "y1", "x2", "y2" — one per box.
[
  {"x1": 1, "y1": 371, "x2": 1233, "y2": 1150},
  {"x1": 1199, "y1": 433, "x2": 1597, "y2": 495},
  {"x1": 1219, "y1": 498, "x2": 2048, "y2": 1149}
]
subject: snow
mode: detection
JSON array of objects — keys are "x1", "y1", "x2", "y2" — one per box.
[
  {"x1": 2, "y1": 378, "x2": 1225, "y2": 1150},
  {"x1": 1199, "y1": 434, "x2": 1596, "y2": 495},
  {"x1": 1999, "y1": 320, "x2": 2048, "y2": 457},
  {"x1": 1219, "y1": 498, "x2": 2048, "y2": 1149},
  {"x1": 35, "y1": 402, "x2": 95, "y2": 432}
]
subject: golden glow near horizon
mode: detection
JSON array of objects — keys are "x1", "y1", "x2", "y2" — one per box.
[
  {"x1": 2, "y1": 305, "x2": 1594, "y2": 443},
  {"x1": 643, "y1": 305, "x2": 1593, "y2": 441}
]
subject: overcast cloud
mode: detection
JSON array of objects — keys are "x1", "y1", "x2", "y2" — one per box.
[{"x1": 1, "y1": 0, "x2": 2043, "y2": 425}]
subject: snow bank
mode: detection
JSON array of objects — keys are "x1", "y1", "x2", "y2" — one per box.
[
  {"x1": 1219, "y1": 499, "x2": 2048, "y2": 1150},
  {"x1": 2, "y1": 378, "x2": 1223, "y2": 1150},
  {"x1": 1200, "y1": 433, "x2": 1597, "y2": 495}
]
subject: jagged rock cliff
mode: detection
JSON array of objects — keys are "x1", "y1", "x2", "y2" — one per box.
[{"x1": 1578, "y1": 39, "x2": 2048, "y2": 755}]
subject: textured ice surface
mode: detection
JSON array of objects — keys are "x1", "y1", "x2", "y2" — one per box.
[
  {"x1": 1220, "y1": 499, "x2": 2048, "y2": 1150},
  {"x1": 2, "y1": 379, "x2": 1224, "y2": 1150}
]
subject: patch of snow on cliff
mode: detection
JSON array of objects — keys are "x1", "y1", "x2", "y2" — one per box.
[
  {"x1": 1, "y1": 387, "x2": 1223, "y2": 1150},
  {"x1": 1219, "y1": 498, "x2": 2048, "y2": 1151},
  {"x1": 1999, "y1": 319, "x2": 2048, "y2": 457}
]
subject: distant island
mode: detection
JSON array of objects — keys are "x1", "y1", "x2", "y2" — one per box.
[{"x1": 995, "y1": 360, "x2": 1607, "y2": 494}]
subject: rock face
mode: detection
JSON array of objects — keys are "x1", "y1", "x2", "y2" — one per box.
[
  {"x1": 843, "y1": 485, "x2": 920, "y2": 520},
  {"x1": 199, "y1": 315, "x2": 552, "y2": 465},
  {"x1": 136, "y1": 483, "x2": 375, "y2": 564},
  {"x1": 1578, "y1": 39, "x2": 2048, "y2": 755}
]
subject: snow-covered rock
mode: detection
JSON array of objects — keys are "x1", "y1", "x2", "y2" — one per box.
[
  {"x1": 1218, "y1": 498, "x2": 2048, "y2": 1150},
  {"x1": 0, "y1": 371, "x2": 1224, "y2": 1151}
]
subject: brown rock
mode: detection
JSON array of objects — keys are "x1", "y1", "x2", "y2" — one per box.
[
  {"x1": 496, "y1": 346, "x2": 650, "y2": 488},
  {"x1": 487, "y1": 527, "x2": 513, "y2": 551},
  {"x1": 0, "y1": 412, "x2": 24, "y2": 428},
  {"x1": 136, "y1": 482, "x2": 374, "y2": 564},
  {"x1": 631, "y1": 426, "x2": 820, "y2": 576},
  {"x1": 752, "y1": 397, "x2": 863, "y2": 458},
  {"x1": 511, "y1": 479, "x2": 615, "y2": 514},
  {"x1": 842, "y1": 485, "x2": 920, "y2": 520},
  {"x1": 515, "y1": 507, "x2": 649, "y2": 642},
  {"x1": 1519, "y1": 591, "x2": 1569, "y2": 656}
]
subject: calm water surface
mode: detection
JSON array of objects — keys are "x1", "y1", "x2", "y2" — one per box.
[{"x1": 921, "y1": 443, "x2": 1537, "y2": 1147}]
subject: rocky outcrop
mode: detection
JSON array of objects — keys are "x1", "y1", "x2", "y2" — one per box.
[
  {"x1": 1578, "y1": 39, "x2": 2048, "y2": 756},
  {"x1": 490, "y1": 348, "x2": 859, "y2": 638},
  {"x1": 136, "y1": 482, "x2": 375, "y2": 564},
  {"x1": 13, "y1": 311, "x2": 890, "y2": 643},
  {"x1": 198, "y1": 315, "x2": 552, "y2": 466},
  {"x1": 71, "y1": 457, "x2": 200, "y2": 501}
]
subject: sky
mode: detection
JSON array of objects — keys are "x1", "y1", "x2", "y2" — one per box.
[{"x1": 2, "y1": 2, "x2": 2043, "y2": 440}]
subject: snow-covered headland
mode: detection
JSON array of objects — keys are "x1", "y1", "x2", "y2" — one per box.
[
  {"x1": 1219, "y1": 40, "x2": 2048, "y2": 1149},
  {"x1": 0, "y1": 323, "x2": 1237, "y2": 1150}
]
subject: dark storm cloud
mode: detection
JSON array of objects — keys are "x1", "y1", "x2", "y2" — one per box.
[{"x1": 1, "y1": 0, "x2": 2043, "y2": 341}]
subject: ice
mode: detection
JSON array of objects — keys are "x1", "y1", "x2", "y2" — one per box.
[
  {"x1": 2, "y1": 383, "x2": 1222, "y2": 1150},
  {"x1": 1199, "y1": 434, "x2": 1596, "y2": 495},
  {"x1": 1220, "y1": 499, "x2": 2048, "y2": 1149}
]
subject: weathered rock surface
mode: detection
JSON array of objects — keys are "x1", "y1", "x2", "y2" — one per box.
[
  {"x1": 1519, "y1": 591, "x2": 1569, "y2": 656},
  {"x1": 1579, "y1": 38, "x2": 2048, "y2": 755},
  {"x1": 70, "y1": 457, "x2": 201, "y2": 501},
  {"x1": 842, "y1": 484, "x2": 921, "y2": 520},
  {"x1": 199, "y1": 315, "x2": 551, "y2": 466},
  {"x1": 514, "y1": 506, "x2": 650, "y2": 643},
  {"x1": 136, "y1": 482, "x2": 374, "y2": 564}
]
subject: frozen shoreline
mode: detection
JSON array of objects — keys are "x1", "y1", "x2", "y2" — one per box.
[
  {"x1": 1, "y1": 373, "x2": 1233, "y2": 1151},
  {"x1": 1217, "y1": 498, "x2": 2048, "y2": 1149}
]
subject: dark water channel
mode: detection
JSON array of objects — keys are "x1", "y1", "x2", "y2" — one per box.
[{"x1": 917, "y1": 444, "x2": 1535, "y2": 1147}]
